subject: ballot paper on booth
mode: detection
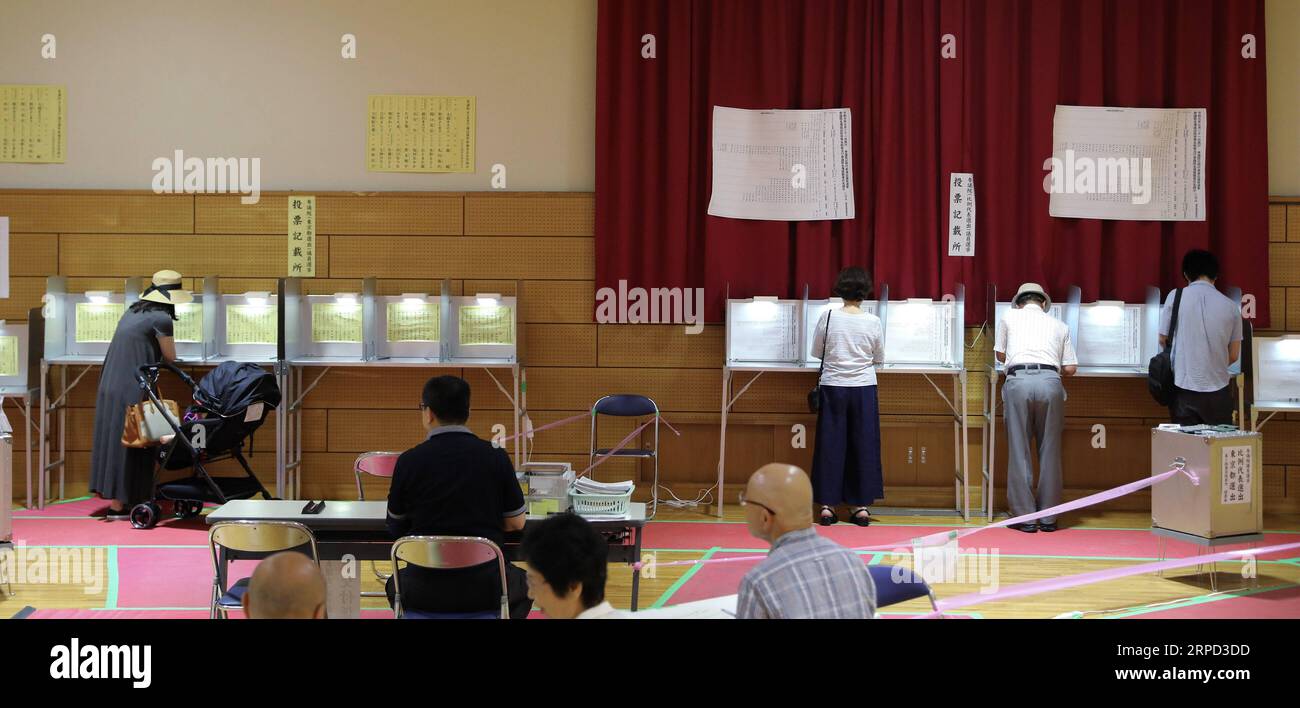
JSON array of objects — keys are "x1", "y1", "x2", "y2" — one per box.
[
  {"x1": 728, "y1": 300, "x2": 799, "y2": 363},
  {"x1": 708, "y1": 107, "x2": 855, "y2": 221},
  {"x1": 1075, "y1": 303, "x2": 1143, "y2": 367},
  {"x1": 883, "y1": 300, "x2": 957, "y2": 366},
  {"x1": 1047, "y1": 105, "x2": 1206, "y2": 221}
]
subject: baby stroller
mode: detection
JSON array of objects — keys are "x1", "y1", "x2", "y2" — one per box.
[{"x1": 129, "y1": 360, "x2": 281, "y2": 529}]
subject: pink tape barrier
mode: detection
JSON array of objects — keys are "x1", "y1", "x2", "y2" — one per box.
[
  {"x1": 642, "y1": 467, "x2": 1198, "y2": 571},
  {"x1": 915, "y1": 540, "x2": 1300, "y2": 618}
]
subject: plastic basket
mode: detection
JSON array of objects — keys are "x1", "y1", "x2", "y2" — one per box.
[{"x1": 569, "y1": 487, "x2": 634, "y2": 517}]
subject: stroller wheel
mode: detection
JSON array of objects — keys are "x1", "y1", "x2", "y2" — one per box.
[{"x1": 130, "y1": 502, "x2": 160, "y2": 529}]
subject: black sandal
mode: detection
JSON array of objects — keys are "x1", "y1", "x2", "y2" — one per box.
[
  {"x1": 818, "y1": 505, "x2": 837, "y2": 526},
  {"x1": 850, "y1": 507, "x2": 871, "y2": 527}
]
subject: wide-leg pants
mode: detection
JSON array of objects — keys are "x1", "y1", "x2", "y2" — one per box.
[{"x1": 812, "y1": 384, "x2": 884, "y2": 507}]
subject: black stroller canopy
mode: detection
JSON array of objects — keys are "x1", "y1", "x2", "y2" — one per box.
[{"x1": 197, "y1": 361, "x2": 282, "y2": 416}]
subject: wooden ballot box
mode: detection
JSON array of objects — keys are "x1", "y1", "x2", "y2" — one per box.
[{"x1": 1151, "y1": 427, "x2": 1262, "y2": 540}]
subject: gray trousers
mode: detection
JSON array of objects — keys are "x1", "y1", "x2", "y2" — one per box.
[{"x1": 1002, "y1": 370, "x2": 1065, "y2": 524}]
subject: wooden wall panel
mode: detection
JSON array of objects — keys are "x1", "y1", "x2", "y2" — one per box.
[
  {"x1": 521, "y1": 280, "x2": 593, "y2": 323},
  {"x1": 0, "y1": 277, "x2": 46, "y2": 321},
  {"x1": 524, "y1": 367, "x2": 719, "y2": 412},
  {"x1": 1290, "y1": 205, "x2": 1300, "y2": 242},
  {"x1": 598, "y1": 325, "x2": 724, "y2": 368},
  {"x1": 329, "y1": 236, "x2": 592, "y2": 280},
  {"x1": 523, "y1": 324, "x2": 597, "y2": 366},
  {"x1": 11, "y1": 234, "x2": 59, "y2": 275},
  {"x1": 0, "y1": 192, "x2": 193, "y2": 233},
  {"x1": 59, "y1": 234, "x2": 328, "y2": 278},
  {"x1": 1270, "y1": 243, "x2": 1300, "y2": 286},
  {"x1": 1270, "y1": 204, "x2": 1287, "y2": 242},
  {"x1": 464, "y1": 193, "x2": 594, "y2": 236}
]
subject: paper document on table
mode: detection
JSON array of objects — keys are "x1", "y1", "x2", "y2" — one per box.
[
  {"x1": 174, "y1": 303, "x2": 203, "y2": 343},
  {"x1": 226, "y1": 305, "x2": 277, "y2": 345},
  {"x1": 75, "y1": 303, "x2": 123, "y2": 343},
  {"x1": 1048, "y1": 105, "x2": 1205, "y2": 221},
  {"x1": 884, "y1": 301, "x2": 956, "y2": 366},
  {"x1": 0, "y1": 335, "x2": 19, "y2": 377},
  {"x1": 459, "y1": 306, "x2": 514, "y2": 346},
  {"x1": 729, "y1": 301, "x2": 798, "y2": 362},
  {"x1": 312, "y1": 303, "x2": 362, "y2": 343},
  {"x1": 572, "y1": 478, "x2": 634, "y2": 495},
  {"x1": 1075, "y1": 304, "x2": 1142, "y2": 367},
  {"x1": 387, "y1": 302, "x2": 439, "y2": 342},
  {"x1": 629, "y1": 595, "x2": 739, "y2": 620},
  {"x1": 708, "y1": 107, "x2": 854, "y2": 221},
  {"x1": 1255, "y1": 340, "x2": 1300, "y2": 403},
  {"x1": 0, "y1": 85, "x2": 66, "y2": 163}
]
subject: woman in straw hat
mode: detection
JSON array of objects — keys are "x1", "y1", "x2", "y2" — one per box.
[{"x1": 89, "y1": 270, "x2": 193, "y2": 519}]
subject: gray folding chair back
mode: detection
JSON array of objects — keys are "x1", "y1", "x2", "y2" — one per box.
[{"x1": 390, "y1": 535, "x2": 509, "y2": 619}]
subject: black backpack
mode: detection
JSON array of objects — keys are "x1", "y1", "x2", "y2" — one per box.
[{"x1": 1147, "y1": 287, "x2": 1183, "y2": 406}]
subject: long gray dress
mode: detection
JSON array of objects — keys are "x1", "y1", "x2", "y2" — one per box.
[{"x1": 88, "y1": 307, "x2": 174, "y2": 505}]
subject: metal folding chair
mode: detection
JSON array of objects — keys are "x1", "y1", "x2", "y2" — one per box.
[
  {"x1": 589, "y1": 394, "x2": 659, "y2": 518},
  {"x1": 355, "y1": 452, "x2": 401, "y2": 598},
  {"x1": 208, "y1": 520, "x2": 318, "y2": 619},
  {"x1": 390, "y1": 535, "x2": 509, "y2": 619},
  {"x1": 867, "y1": 564, "x2": 940, "y2": 614}
]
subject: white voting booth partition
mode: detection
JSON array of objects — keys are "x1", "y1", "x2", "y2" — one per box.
[
  {"x1": 279, "y1": 278, "x2": 524, "y2": 499},
  {"x1": 718, "y1": 284, "x2": 972, "y2": 519},
  {"x1": 0, "y1": 316, "x2": 37, "y2": 511},
  {"x1": 1250, "y1": 334, "x2": 1300, "y2": 431},
  {"x1": 983, "y1": 284, "x2": 1171, "y2": 521}
]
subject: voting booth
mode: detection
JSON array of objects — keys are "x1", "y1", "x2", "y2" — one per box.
[
  {"x1": 1250, "y1": 335, "x2": 1300, "y2": 431},
  {"x1": 0, "y1": 318, "x2": 37, "y2": 510},
  {"x1": 278, "y1": 277, "x2": 524, "y2": 499},
  {"x1": 719, "y1": 284, "x2": 972, "y2": 518}
]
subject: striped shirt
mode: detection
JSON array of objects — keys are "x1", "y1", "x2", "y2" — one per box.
[
  {"x1": 995, "y1": 306, "x2": 1078, "y2": 369},
  {"x1": 736, "y1": 527, "x2": 877, "y2": 619},
  {"x1": 810, "y1": 309, "x2": 885, "y2": 387},
  {"x1": 1159, "y1": 281, "x2": 1243, "y2": 392}
]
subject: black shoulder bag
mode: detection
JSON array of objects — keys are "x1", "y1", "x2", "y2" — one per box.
[
  {"x1": 1147, "y1": 287, "x2": 1183, "y2": 406},
  {"x1": 808, "y1": 311, "x2": 831, "y2": 413}
]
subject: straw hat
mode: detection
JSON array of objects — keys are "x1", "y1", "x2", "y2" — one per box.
[
  {"x1": 1013, "y1": 282, "x2": 1051, "y2": 311},
  {"x1": 140, "y1": 270, "x2": 193, "y2": 305}
]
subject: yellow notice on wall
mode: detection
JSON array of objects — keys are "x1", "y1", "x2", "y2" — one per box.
[
  {"x1": 387, "y1": 302, "x2": 439, "y2": 342},
  {"x1": 288, "y1": 195, "x2": 316, "y2": 277},
  {"x1": 75, "y1": 302, "x2": 124, "y2": 343},
  {"x1": 366, "y1": 95, "x2": 475, "y2": 173},
  {"x1": 226, "y1": 305, "x2": 278, "y2": 345},
  {"x1": 173, "y1": 303, "x2": 203, "y2": 343},
  {"x1": 459, "y1": 305, "x2": 514, "y2": 346},
  {"x1": 312, "y1": 303, "x2": 362, "y2": 343},
  {"x1": 0, "y1": 335, "x2": 19, "y2": 377},
  {"x1": 0, "y1": 85, "x2": 66, "y2": 163}
]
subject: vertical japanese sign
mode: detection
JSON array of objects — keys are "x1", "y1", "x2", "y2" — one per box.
[
  {"x1": 288, "y1": 195, "x2": 316, "y2": 277},
  {"x1": 947, "y1": 173, "x2": 975, "y2": 257},
  {"x1": 1221, "y1": 445, "x2": 1252, "y2": 505}
]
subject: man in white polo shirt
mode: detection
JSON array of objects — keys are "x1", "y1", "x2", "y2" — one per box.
[{"x1": 994, "y1": 283, "x2": 1078, "y2": 533}]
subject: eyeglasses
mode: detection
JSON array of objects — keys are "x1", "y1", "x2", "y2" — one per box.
[{"x1": 738, "y1": 490, "x2": 776, "y2": 516}]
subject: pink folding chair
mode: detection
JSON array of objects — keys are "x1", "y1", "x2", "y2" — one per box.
[{"x1": 355, "y1": 452, "x2": 401, "y2": 598}]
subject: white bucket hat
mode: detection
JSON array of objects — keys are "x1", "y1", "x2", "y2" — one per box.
[
  {"x1": 140, "y1": 270, "x2": 193, "y2": 305},
  {"x1": 1013, "y1": 282, "x2": 1051, "y2": 311}
]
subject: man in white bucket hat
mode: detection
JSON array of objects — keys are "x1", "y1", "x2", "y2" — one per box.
[{"x1": 993, "y1": 283, "x2": 1077, "y2": 533}]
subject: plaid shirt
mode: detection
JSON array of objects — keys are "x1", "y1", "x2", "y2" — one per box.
[{"x1": 736, "y1": 527, "x2": 877, "y2": 619}]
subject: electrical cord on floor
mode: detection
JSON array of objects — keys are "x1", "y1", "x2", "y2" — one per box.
[{"x1": 657, "y1": 484, "x2": 716, "y2": 510}]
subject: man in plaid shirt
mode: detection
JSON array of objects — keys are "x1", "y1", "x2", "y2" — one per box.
[{"x1": 736, "y1": 463, "x2": 877, "y2": 619}]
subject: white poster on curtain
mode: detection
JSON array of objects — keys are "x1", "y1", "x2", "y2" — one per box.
[
  {"x1": 947, "y1": 173, "x2": 975, "y2": 256},
  {"x1": 708, "y1": 107, "x2": 855, "y2": 221},
  {"x1": 0, "y1": 216, "x2": 9, "y2": 299}
]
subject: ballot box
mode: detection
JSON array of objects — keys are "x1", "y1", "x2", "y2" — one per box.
[{"x1": 1151, "y1": 427, "x2": 1262, "y2": 540}]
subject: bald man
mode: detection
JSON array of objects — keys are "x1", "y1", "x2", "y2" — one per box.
[
  {"x1": 241, "y1": 552, "x2": 326, "y2": 620},
  {"x1": 736, "y1": 463, "x2": 876, "y2": 619}
]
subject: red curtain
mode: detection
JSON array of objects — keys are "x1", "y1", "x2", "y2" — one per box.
[{"x1": 595, "y1": 0, "x2": 1271, "y2": 325}]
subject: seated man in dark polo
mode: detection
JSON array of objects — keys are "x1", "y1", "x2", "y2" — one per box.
[{"x1": 385, "y1": 375, "x2": 530, "y2": 619}]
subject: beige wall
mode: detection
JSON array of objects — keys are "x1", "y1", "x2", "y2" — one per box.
[
  {"x1": 1268, "y1": 0, "x2": 1300, "y2": 196},
  {"x1": 0, "y1": 0, "x2": 596, "y2": 191}
]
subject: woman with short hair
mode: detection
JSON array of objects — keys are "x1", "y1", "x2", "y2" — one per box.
[{"x1": 810, "y1": 267, "x2": 885, "y2": 526}]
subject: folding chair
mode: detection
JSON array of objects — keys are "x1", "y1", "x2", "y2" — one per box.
[
  {"x1": 867, "y1": 564, "x2": 939, "y2": 614},
  {"x1": 355, "y1": 452, "x2": 401, "y2": 598},
  {"x1": 209, "y1": 520, "x2": 318, "y2": 619},
  {"x1": 589, "y1": 394, "x2": 659, "y2": 518},
  {"x1": 390, "y1": 535, "x2": 509, "y2": 619}
]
